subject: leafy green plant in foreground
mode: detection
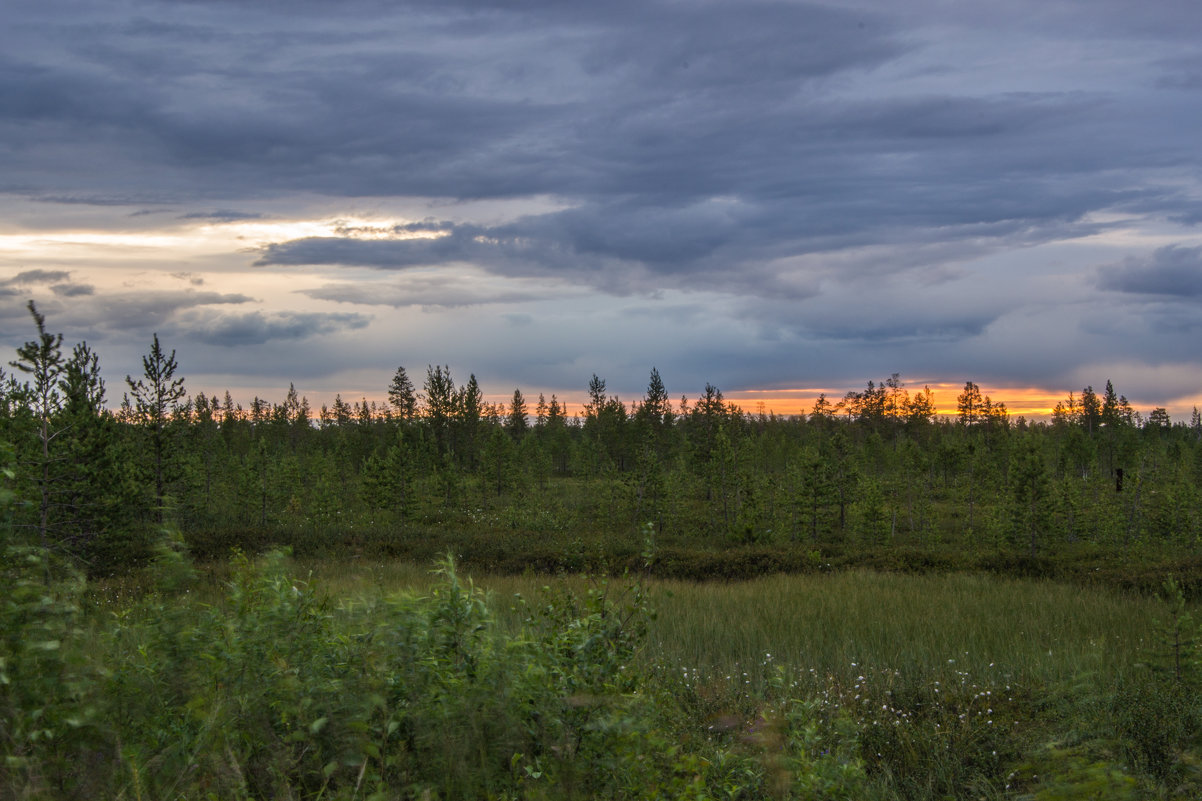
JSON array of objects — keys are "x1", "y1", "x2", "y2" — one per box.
[{"x1": 4, "y1": 526, "x2": 870, "y2": 799}]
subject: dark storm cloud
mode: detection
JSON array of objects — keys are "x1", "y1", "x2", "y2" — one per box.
[
  {"x1": 1098, "y1": 245, "x2": 1202, "y2": 297},
  {"x1": 172, "y1": 310, "x2": 371, "y2": 346},
  {"x1": 0, "y1": 1, "x2": 901, "y2": 201},
  {"x1": 6, "y1": 0, "x2": 1196, "y2": 279}
]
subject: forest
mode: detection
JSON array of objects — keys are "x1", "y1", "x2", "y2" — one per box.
[
  {"x1": 4, "y1": 301, "x2": 1202, "y2": 799},
  {"x1": 3, "y1": 301, "x2": 1199, "y2": 581}
]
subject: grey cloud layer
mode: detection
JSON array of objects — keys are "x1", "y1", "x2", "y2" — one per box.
[
  {"x1": 171, "y1": 310, "x2": 372, "y2": 346},
  {"x1": 1099, "y1": 246, "x2": 1202, "y2": 298},
  {"x1": 3, "y1": 0, "x2": 1202, "y2": 403},
  {"x1": 0, "y1": 270, "x2": 95, "y2": 301}
]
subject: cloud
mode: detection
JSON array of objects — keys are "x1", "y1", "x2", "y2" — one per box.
[
  {"x1": 1098, "y1": 245, "x2": 1202, "y2": 297},
  {"x1": 5, "y1": 269, "x2": 72, "y2": 285},
  {"x1": 302, "y1": 274, "x2": 555, "y2": 308},
  {"x1": 179, "y1": 209, "x2": 264, "y2": 222},
  {"x1": 170, "y1": 271, "x2": 205, "y2": 286},
  {"x1": 255, "y1": 230, "x2": 474, "y2": 269},
  {"x1": 0, "y1": 270, "x2": 91, "y2": 299},
  {"x1": 87, "y1": 290, "x2": 256, "y2": 330},
  {"x1": 172, "y1": 309, "x2": 371, "y2": 346},
  {"x1": 50, "y1": 282, "x2": 95, "y2": 297}
]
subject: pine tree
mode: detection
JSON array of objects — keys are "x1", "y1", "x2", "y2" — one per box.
[
  {"x1": 455, "y1": 373, "x2": 483, "y2": 467},
  {"x1": 545, "y1": 394, "x2": 570, "y2": 475},
  {"x1": 1052, "y1": 391, "x2": 1080, "y2": 427},
  {"x1": 906, "y1": 386, "x2": 937, "y2": 427},
  {"x1": 59, "y1": 341, "x2": 129, "y2": 562},
  {"x1": 423, "y1": 365, "x2": 456, "y2": 456},
  {"x1": 1101, "y1": 380, "x2": 1122, "y2": 427},
  {"x1": 1081, "y1": 385, "x2": 1101, "y2": 435},
  {"x1": 506, "y1": 389, "x2": 528, "y2": 440},
  {"x1": 481, "y1": 424, "x2": 516, "y2": 496},
  {"x1": 126, "y1": 333, "x2": 187, "y2": 520},
  {"x1": 1148, "y1": 407, "x2": 1172, "y2": 430},
  {"x1": 388, "y1": 365, "x2": 418, "y2": 422},
  {"x1": 586, "y1": 374, "x2": 607, "y2": 419},
  {"x1": 810, "y1": 393, "x2": 835, "y2": 422},
  {"x1": 535, "y1": 393, "x2": 548, "y2": 428},
  {"x1": 360, "y1": 434, "x2": 414, "y2": 519},
  {"x1": 640, "y1": 368, "x2": 672, "y2": 429},
  {"x1": 331, "y1": 394, "x2": 352, "y2": 426},
  {"x1": 1010, "y1": 436, "x2": 1051, "y2": 557},
  {"x1": 9, "y1": 301, "x2": 67, "y2": 554},
  {"x1": 956, "y1": 381, "x2": 984, "y2": 426}
]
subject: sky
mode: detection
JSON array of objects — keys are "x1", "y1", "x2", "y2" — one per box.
[{"x1": 2, "y1": 0, "x2": 1201, "y2": 419}]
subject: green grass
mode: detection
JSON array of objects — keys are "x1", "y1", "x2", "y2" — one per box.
[
  {"x1": 72, "y1": 554, "x2": 1202, "y2": 799},
  {"x1": 645, "y1": 571, "x2": 1158, "y2": 687},
  {"x1": 295, "y1": 560, "x2": 1162, "y2": 689}
]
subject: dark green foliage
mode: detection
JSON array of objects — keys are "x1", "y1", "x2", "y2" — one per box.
[
  {"x1": 1143, "y1": 578, "x2": 1201, "y2": 686},
  {"x1": 1011, "y1": 435, "x2": 1053, "y2": 556},
  {"x1": 360, "y1": 436, "x2": 415, "y2": 519},
  {"x1": 125, "y1": 333, "x2": 187, "y2": 521}
]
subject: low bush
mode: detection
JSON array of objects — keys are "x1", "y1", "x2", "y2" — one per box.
[{"x1": 3, "y1": 534, "x2": 872, "y2": 799}]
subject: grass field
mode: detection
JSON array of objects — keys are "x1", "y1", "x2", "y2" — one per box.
[
  {"x1": 73, "y1": 556, "x2": 1197, "y2": 799},
  {"x1": 296, "y1": 559, "x2": 1162, "y2": 688}
]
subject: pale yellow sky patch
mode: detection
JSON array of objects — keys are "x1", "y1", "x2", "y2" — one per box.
[{"x1": 0, "y1": 215, "x2": 446, "y2": 262}]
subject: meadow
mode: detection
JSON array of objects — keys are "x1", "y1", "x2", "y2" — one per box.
[
  {"x1": 2, "y1": 524, "x2": 1197, "y2": 801},
  {"x1": 253, "y1": 557, "x2": 1193, "y2": 799},
  {"x1": 300, "y1": 560, "x2": 1159, "y2": 693}
]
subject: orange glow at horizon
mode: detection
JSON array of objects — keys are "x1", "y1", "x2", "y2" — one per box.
[
  {"x1": 721, "y1": 383, "x2": 1072, "y2": 420},
  {"x1": 187, "y1": 383, "x2": 1199, "y2": 425}
]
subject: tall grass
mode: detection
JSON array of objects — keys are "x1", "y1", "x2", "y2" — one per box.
[
  {"x1": 645, "y1": 571, "x2": 1158, "y2": 687},
  {"x1": 299, "y1": 561, "x2": 1162, "y2": 690}
]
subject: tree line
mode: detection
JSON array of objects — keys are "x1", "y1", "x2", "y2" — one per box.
[{"x1": 3, "y1": 301, "x2": 1201, "y2": 574}]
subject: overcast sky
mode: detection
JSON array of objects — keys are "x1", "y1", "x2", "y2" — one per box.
[{"x1": 2, "y1": 0, "x2": 1201, "y2": 417}]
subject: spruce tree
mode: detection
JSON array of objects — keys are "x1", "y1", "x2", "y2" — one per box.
[
  {"x1": 455, "y1": 374, "x2": 483, "y2": 467},
  {"x1": 1010, "y1": 436, "x2": 1051, "y2": 556},
  {"x1": 956, "y1": 381, "x2": 984, "y2": 426},
  {"x1": 423, "y1": 365, "x2": 456, "y2": 455},
  {"x1": 388, "y1": 365, "x2": 418, "y2": 422},
  {"x1": 637, "y1": 367, "x2": 672, "y2": 456},
  {"x1": 1081, "y1": 385, "x2": 1102, "y2": 435},
  {"x1": 126, "y1": 333, "x2": 186, "y2": 520},
  {"x1": 59, "y1": 342, "x2": 129, "y2": 563},
  {"x1": 506, "y1": 389, "x2": 528, "y2": 440},
  {"x1": 9, "y1": 301, "x2": 66, "y2": 554}
]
